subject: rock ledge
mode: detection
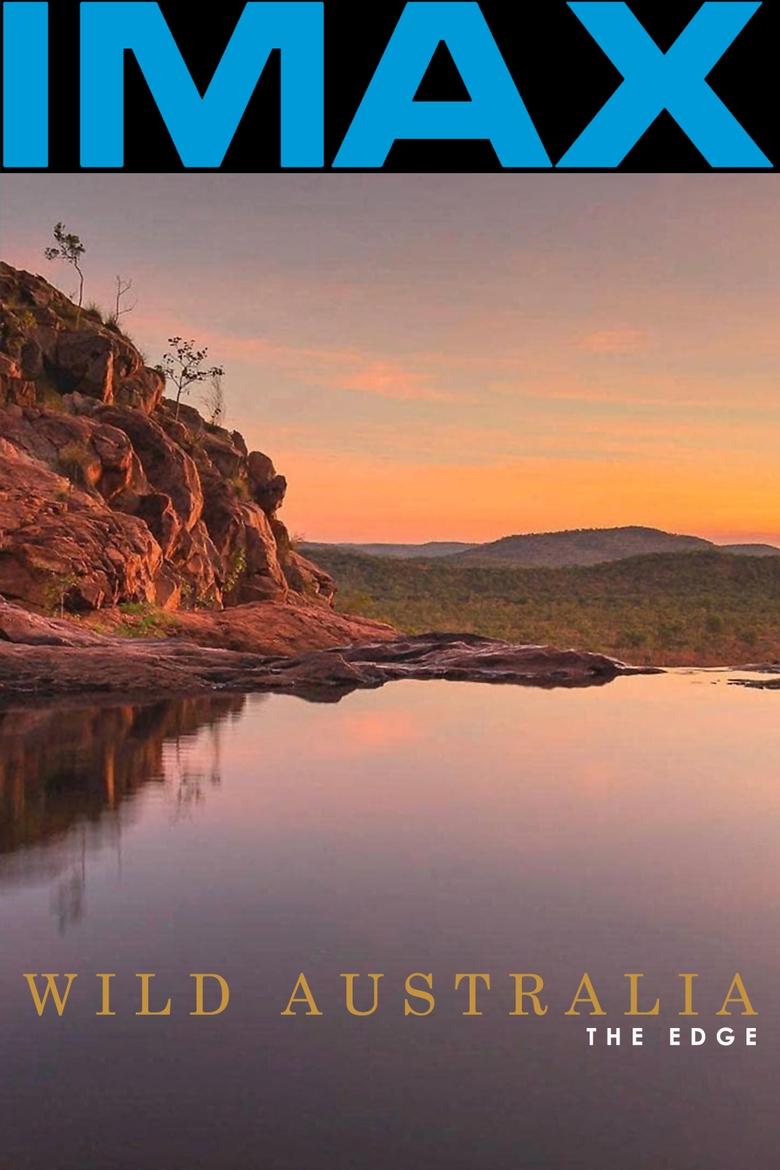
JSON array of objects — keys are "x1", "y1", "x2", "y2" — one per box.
[{"x1": 0, "y1": 600, "x2": 659, "y2": 704}]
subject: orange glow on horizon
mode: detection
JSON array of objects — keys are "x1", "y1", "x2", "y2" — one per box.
[
  {"x1": 5, "y1": 174, "x2": 780, "y2": 547},
  {"x1": 278, "y1": 451, "x2": 780, "y2": 546}
]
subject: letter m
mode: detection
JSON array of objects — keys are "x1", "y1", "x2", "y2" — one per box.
[
  {"x1": 24, "y1": 973, "x2": 78, "y2": 1017},
  {"x1": 80, "y1": 2, "x2": 324, "y2": 167}
]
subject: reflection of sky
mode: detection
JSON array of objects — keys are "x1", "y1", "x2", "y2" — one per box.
[
  {"x1": 2, "y1": 674, "x2": 778, "y2": 942},
  {"x1": 211, "y1": 676, "x2": 780, "y2": 938},
  {"x1": 3, "y1": 174, "x2": 779, "y2": 544},
  {"x1": 0, "y1": 676, "x2": 778, "y2": 1169}
]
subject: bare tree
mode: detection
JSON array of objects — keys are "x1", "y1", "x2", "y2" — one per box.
[
  {"x1": 44, "y1": 223, "x2": 86, "y2": 321},
  {"x1": 114, "y1": 275, "x2": 137, "y2": 320},
  {"x1": 161, "y1": 337, "x2": 225, "y2": 420},
  {"x1": 203, "y1": 371, "x2": 226, "y2": 427}
]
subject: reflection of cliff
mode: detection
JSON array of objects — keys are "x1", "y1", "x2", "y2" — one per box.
[{"x1": 0, "y1": 694, "x2": 247, "y2": 870}]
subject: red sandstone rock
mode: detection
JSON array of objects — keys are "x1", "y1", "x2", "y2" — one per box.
[
  {"x1": 247, "y1": 449, "x2": 287, "y2": 514},
  {"x1": 0, "y1": 262, "x2": 337, "y2": 623},
  {"x1": 95, "y1": 405, "x2": 204, "y2": 530},
  {"x1": 0, "y1": 597, "x2": 655, "y2": 703},
  {"x1": 0, "y1": 444, "x2": 163, "y2": 610},
  {"x1": 282, "y1": 548, "x2": 337, "y2": 603},
  {"x1": 0, "y1": 406, "x2": 141, "y2": 501},
  {"x1": 0, "y1": 262, "x2": 163, "y2": 413},
  {"x1": 169, "y1": 600, "x2": 394, "y2": 656}
]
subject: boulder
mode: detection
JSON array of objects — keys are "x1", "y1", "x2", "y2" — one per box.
[
  {"x1": 199, "y1": 466, "x2": 287, "y2": 602},
  {"x1": 135, "y1": 492, "x2": 181, "y2": 558},
  {"x1": 201, "y1": 431, "x2": 245, "y2": 479},
  {"x1": 172, "y1": 520, "x2": 223, "y2": 607},
  {"x1": 0, "y1": 406, "x2": 142, "y2": 502},
  {"x1": 53, "y1": 329, "x2": 117, "y2": 400},
  {"x1": 95, "y1": 405, "x2": 204, "y2": 531},
  {"x1": 114, "y1": 366, "x2": 165, "y2": 413},
  {"x1": 0, "y1": 442, "x2": 163, "y2": 611},
  {"x1": 282, "y1": 548, "x2": 337, "y2": 603},
  {"x1": 237, "y1": 506, "x2": 288, "y2": 601},
  {"x1": 248, "y1": 449, "x2": 287, "y2": 514}
]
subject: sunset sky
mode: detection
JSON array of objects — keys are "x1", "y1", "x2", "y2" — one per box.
[{"x1": 2, "y1": 173, "x2": 779, "y2": 544}]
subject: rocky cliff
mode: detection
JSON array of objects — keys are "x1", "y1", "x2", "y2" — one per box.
[
  {"x1": 0, "y1": 261, "x2": 345, "y2": 620},
  {"x1": 0, "y1": 262, "x2": 655, "y2": 702}
]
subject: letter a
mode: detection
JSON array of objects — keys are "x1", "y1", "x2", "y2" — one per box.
[
  {"x1": 336, "y1": 2, "x2": 549, "y2": 167},
  {"x1": 281, "y1": 972, "x2": 323, "y2": 1016}
]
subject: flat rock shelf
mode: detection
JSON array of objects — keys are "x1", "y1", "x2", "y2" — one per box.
[{"x1": 0, "y1": 599, "x2": 659, "y2": 704}]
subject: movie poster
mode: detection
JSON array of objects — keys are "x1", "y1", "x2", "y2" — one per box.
[{"x1": 0, "y1": 3, "x2": 777, "y2": 1168}]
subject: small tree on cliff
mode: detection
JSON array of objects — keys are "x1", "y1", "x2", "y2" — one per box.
[
  {"x1": 161, "y1": 337, "x2": 225, "y2": 420},
  {"x1": 44, "y1": 223, "x2": 86, "y2": 322},
  {"x1": 203, "y1": 371, "x2": 226, "y2": 427},
  {"x1": 114, "y1": 275, "x2": 137, "y2": 321}
]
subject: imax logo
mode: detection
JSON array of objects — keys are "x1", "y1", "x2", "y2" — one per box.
[{"x1": 1, "y1": 1, "x2": 770, "y2": 169}]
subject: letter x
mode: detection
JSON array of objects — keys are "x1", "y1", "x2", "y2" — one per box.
[{"x1": 560, "y1": 2, "x2": 769, "y2": 167}]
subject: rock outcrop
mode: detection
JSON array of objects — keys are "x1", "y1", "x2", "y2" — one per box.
[
  {"x1": 0, "y1": 599, "x2": 656, "y2": 703},
  {"x1": 0, "y1": 263, "x2": 164, "y2": 413},
  {"x1": 247, "y1": 633, "x2": 660, "y2": 698},
  {"x1": 0, "y1": 262, "x2": 660, "y2": 705},
  {"x1": 0, "y1": 438, "x2": 163, "y2": 610},
  {"x1": 0, "y1": 261, "x2": 334, "y2": 615},
  {"x1": 729, "y1": 665, "x2": 780, "y2": 690}
]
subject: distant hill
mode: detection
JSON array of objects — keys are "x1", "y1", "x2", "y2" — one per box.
[
  {"x1": 306, "y1": 527, "x2": 780, "y2": 568},
  {"x1": 451, "y1": 526, "x2": 718, "y2": 567},
  {"x1": 304, "y1": 527, "x2": 780, "y2": 568},
  {"x1": 722, "y1": 544, "x2": 780, "y2": 558},
  {"x1": 302, "y1": 541, "x2": 479, "y2": 559}
]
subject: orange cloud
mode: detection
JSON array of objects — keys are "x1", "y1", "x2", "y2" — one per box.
[
  {"x1": 130, "y1": 313, "x2": 459, "y2": 402},
  {"x1": 338, "y1": 358, "x2": 455, "y2": 401},
  {"x1": 577, "y1": 328, "x2": 650, "y2": 355}
]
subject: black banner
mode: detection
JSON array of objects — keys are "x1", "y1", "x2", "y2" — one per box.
[{"x1": 1, "y1": 0, "x2": 776, "y2": 171}]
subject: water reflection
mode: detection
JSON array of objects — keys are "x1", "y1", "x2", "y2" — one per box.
[
  {"x1": 0, "y1": 676, "x2": 778, "y2": 1170},
  {"x1": 0, "y1": 695, "x2": 249, "y2": 911}
]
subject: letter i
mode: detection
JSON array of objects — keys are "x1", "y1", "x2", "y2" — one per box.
[
  {"x1": 96, "y1": 973, "x2": 117, "y2": 1017},
  {"x1": 3, "y1": 3, "x2": 49, "y2": 167}
]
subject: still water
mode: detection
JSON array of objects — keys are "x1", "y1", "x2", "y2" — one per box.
[{"x1": 0, "y1": 673, "x2": 778, "y2": 1170}]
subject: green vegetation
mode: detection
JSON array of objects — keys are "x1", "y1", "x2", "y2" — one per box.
[
  {"x1": 83, "y1": 301, "x2": 105, "y2": 324},
  {"x1": 44, "y1": 222, "x2": 86, "y2": 320},
  {"x1": 230, "y1": 475, "x2": 250, "y2": 500},
  {"x1": 179, "y1": 581, "x2": 220, "y2": 611},
  {"x1": 315, "y1": 548, "x2": 780, "y2": 666},
  {"x1": 43, "y1": 571, "x2": 79, "y2": 618},
  {"x1": 15, "y1": 307, "x2": 37, "y2": 334},
  {"x1": 161, "y1": 336, "x2": 225, "y2": 420},
  {"x1": 224, "y1": 547, "x2": 247, "y2": 595},
  {"x1": 116, "y1": 602, "x2": 173, "y2": 638},
  {"x1": 39, "y1": 386, "x2": 67, "y2": 412}
]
